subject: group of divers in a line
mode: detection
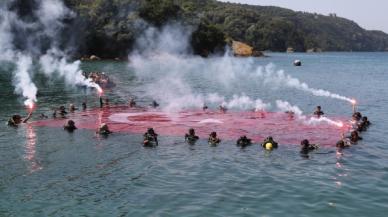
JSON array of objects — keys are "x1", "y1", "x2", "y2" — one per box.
[{"x1": 7, "y1": 98, "x2": 371, "y2": 155}]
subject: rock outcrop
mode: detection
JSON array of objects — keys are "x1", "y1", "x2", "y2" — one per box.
[{"x1": 232, "y1": 41, "x2": 263, "y2": 57}]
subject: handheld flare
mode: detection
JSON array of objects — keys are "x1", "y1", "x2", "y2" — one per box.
[
  {"x1": 351, "y1": 99, "x2": 357, "y2": 113},
  {"x1": 97, "y1": 86, "x2": 103, "y2": 95},
  {"x1": 26, "y1": 101, "x2": 35, "y2": 112}
]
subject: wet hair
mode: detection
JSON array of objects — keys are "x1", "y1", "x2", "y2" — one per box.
[
  {"x1": 301, "y1": 139, "x2": 309, "y2": 146},
  {"x1": 12, "y1": 114, "x2": 22, "y2": 120},
  {"x1": 67, "y1": 120, "x2": 75, "y2": 126},
  {"x1": 362, "y1": 116, "x2": 368, "y2": 121},
  {"x1": 9, "y1": 115, "x2": 22, "y2": 125},
  {"x1": 189, "y1": 128, "x2": 195, "y2": 135},
  {"x1": 336, "y1": 140, "x2": 345, "y2": 148},
  {"x1": 100, "y1": 123, "x2": 108, "y2": 130},
  {"x1": 317, "y1": 106, "x2": 321, "y2": 110},
  {"x1": 353, "y1": 112, "x2": 362, "y2": 120},
  {"x1": 351, "y1": 131, "x2": 359, "y2": 137},
  {"x1": 268, "y1": 136, "x2": 273, "y2": 140},
  {"x1": 147, "y1": 128, "x2": 155, "y2": 134},
  {"x1": 210, "y1": 132, "x2": 217, "y2": 137}
]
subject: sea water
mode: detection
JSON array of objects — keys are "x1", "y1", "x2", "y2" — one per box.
[{"x1": 1, "y1": 52, "x2": 388, "y2": 216}]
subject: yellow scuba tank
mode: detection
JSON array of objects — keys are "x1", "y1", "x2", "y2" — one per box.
[{"x1": 265, "y1": 142, "x2": 273, "y2": 150}]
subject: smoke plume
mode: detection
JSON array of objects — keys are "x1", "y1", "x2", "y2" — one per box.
[
  {"x1": 275, "y1": 100, "x2": 343, "y2": 127},
  {"x1": 129, "y1": 24, "x2": 352, "y2": 115},
  {"x1": 0, "y1": 0, "x2": 99, "y2": 107}
]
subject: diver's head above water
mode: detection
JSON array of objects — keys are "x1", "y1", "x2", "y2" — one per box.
[{"x1": 189, "y1": 128, "x2": 195, "y2": 136}]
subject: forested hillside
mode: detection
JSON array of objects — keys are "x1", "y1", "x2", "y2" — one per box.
[{"x1": 56, "y1": 0, "x2": 388, "y2": 57}]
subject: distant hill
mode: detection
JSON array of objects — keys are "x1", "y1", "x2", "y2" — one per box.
[{"x1": 60, "y1": 0, "x2": 388, "y2": 58}]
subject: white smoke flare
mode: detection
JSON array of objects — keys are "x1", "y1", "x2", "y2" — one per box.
[
  {"x1": 276, "y1": 100, "x2": 343, "y2": 127},
  {"x1": 262, "y1": 65, "x2": 354, "y2": 103},
  {"x1": 39, "y1": 48, "x2": 101, "y2": 91},
  {"x1": 0, "y1": 0, "x2": 101, "y2": 105},
  {"x1": 13, "y1": 54, "x2": 38, "y2": 106}
]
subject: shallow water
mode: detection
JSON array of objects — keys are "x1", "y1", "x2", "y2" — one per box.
[{"x1": 1, "y1": 52, "x2": 388, "y2": 216}]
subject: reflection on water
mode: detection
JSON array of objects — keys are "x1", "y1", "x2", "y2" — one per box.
[
  {"x1": 25, "y1": 124, "x2": 42, "y2": 173},
  {"x1": 95, "y1": 108, "x2": 107, "y2": 147},
  {"x1": 334, "y1": 149, "x2": 350, "y2": 188}
]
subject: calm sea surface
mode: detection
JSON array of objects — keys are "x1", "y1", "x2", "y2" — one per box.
[{"x1": 1, "y1": 52, "x2": 388, "y2": 216}]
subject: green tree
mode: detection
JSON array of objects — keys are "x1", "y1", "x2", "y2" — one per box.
[{"x1": 190, "y1": 22, "x2": 226, "y2": 57}]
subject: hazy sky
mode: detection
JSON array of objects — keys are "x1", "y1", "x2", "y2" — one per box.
[{"x1": 218, "y1": 0, "x2": 388, "y2": 33}]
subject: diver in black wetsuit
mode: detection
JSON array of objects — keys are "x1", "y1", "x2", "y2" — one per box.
[
  {"x1": 82, "y1": 102, "x2": 87, "y2": 110},
  {"x1": 143, "y1": 128, "x2": 158, "y2": 147},
  {"x1": 55, "y1": 106, "x2": 67, "y2": 118},
  {"x1": 97, "y1": 123, "x2": 112, "y2": 135},
  {"x1": 219, "y1": 105, "x2": 227, "y2": 113},
  {"x1": 313, "y1": 106, "x2": 324, "y2": 117},
  {"x1": 208, "y1": 132, "x2": 221, "y2": 145},
  {"x1": 151, "y1": 100, "x2": 159, "y2": 108},
  {"x1": 236, "y1": 135, "x2": 252, "y2": 148},
  {"x1": 336, "y1": 140, "x2": 351, "y2": 150},
  {"x1": 261, "y1": 136, "x2": 278, "y2": 150},
  {"x1": 64, "y1": 120, "x2": 77, "y2": 132},
  {"x1": 39, "y1": 113, "x2": 48, "y2": 119},
  {"x1": 357, "y1": 116, "x2": 371, "y2": 132},
  {"x1": 300, "y1": 139, "x2": 319, "y2": 155},
  {"x1": 361, "y1": 116, "x2": 370, "y2": 127},
  {"x1": 185, "y1": 128, "x2": 199, "y2": 144},
  {"x1": 69, "y1": 104, "x2": 77, "y2": 113},
  {"x1": 352, "y1": 112, "x2": 362, "y2": 122},
  {"x1": 348, "y1": 131, "x2": 362, "y2": 144},
  {"x1": 129, "y1": 98, "x2": 137, "y2": 108}
]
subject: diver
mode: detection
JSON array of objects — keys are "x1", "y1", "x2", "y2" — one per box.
[
  {"x1": 39, "y1": 113, "x2": 48, "y2": 119},
  {"x1": 7, "y1": 112, "x2": 33, "y2": 127},
  {"x1": 352, "y1": 112, "x2": 362, "y2": 122},
  {"x1": 208, "y1": 131, "x2": 221, "y2": 145},
  {"x1": 129, "y1": 98, "x2": 136, "y2": 108},
  {"x1": 64, "y1": 120, "x2": 77, "y2": 132},
  {"x1": 336, "y1": 140, "x2": 351, "y2": 150},
  {"x1": 236, "y1": 135, "x2": 252, "y2": 148},
  {"x1": 82, "y1": 102, "x2": 87, "y2": 110},
  {"x1": 300, "y1": 139, "x2": 319, "y2": 155},
  {"x1": 348, "y1": 131, "x2": 362, "y2": 144},
  {"x1": 361, "y1": 116, "x2": 371, "y2": 127},
  {"x1": 52, "y1": 109, "x2": 58, "y2": 118},
  {"x1": 143, "y1": 128, "x2": 158, "y2": 147},
  {"x1": 202, "y1": 104, "x2": 208, "y2": 111},
  {"x1": 97, "y1": 123, "x2": 112, "y2": 135},
  {"x1": 219, "y1": 105, "x2": 227, "y2": 113},
  {"x1": 58, "y1": 106, "x2": 67, "y2": 117},
  {"x1": 185, "y1": 128, "x2": 199, "y2": 144},
  {"x1": 69, "y1": 104, "x2": 77, "y2": 112},
  {"x1": 313, "y1": 106, "x2": 324, "y2": 117},
  {"x1": 357, "y1": 116, "x2": 371, "y2": 132},
  {"x1": 261, "y1": 136, "x2": 279, "y2": 150},
  {"x1": 151, "y1": 100, "x2": 159, "y2": 108},
  {"x1": 285, "y1": 110, "x2": 295, "y2": 119}
]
